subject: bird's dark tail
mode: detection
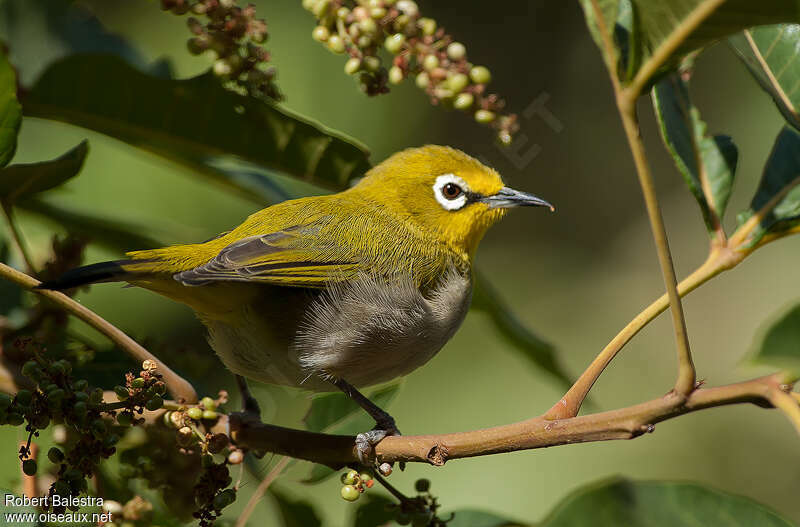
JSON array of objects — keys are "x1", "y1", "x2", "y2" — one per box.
[{"x1": 36, "y1": 260, "x2": 139, "y2": 291}]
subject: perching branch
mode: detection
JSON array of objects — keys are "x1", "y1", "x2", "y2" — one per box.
[
  {"x1": 219, "y1": 374, "x2": 794, "y2": 466},
  {"x1": 0, "y1": 261, "x2": 197, "y2": 403}
]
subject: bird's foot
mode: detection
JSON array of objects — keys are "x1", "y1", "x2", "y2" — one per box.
[{"x1": 355, "y1": 422, "x2": 400, "y2": 465}]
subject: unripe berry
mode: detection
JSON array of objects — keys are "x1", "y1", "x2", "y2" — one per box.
[
  {"x1": 15, "y1": 390, "x2": 32, "y2": 407},
  {"x1": 312, "y1": 0, "x2": 330, "y2": 18},
  {"x1": 145, "y1": 395, "x2": 164, "y2": 411},
  {"x1": 396, "y1": 0, "x2": 418, "y2": 16},
  {"x1": 358, "y1": 18, "x2": 377, "y2": 35},
  {"x1": 415, "y1": 72, "x2": 430, "y2": 89},
  {"x1": 74, "y1": 379, "x2": 89, "y2": 392},
  {"x1": 454, "y1": 92, "x2": 474, "y2": 110},
  {"x1": 414, "y1": 478, "x2": 430, "y2": 492},
  {"x1": 389, "y1": 66, "x2": 404, "y2": 84},
  {"x1": 448, "y1": 72, "x2": 469, "y2": 93},
  {"x1": 344, "y1": 58, "x2": 362, "y2": 75},
  {"x1": 227, "y1": 449, "x2": 244, "y2": 464},
  {"x1": 447, "y1": 42, "x2": 466, "y2": 61},
  {"x1": 327, "y1": 35, "x2": 345, "y2": 53},
  {"x1": 73, "y1": 401, "x2": 88, "y2": 419},
  {"x1": 423, "y1": 54, "x2": 439, "y2": 71},
  {"x1": 312, "y1": 25, "x2": 330, "y2": 42},
  {"x1": 113, "y1": 386, "x2": 129, "y2": 401},
  {"x1": 418, "y1": 17, "x2": 436, "y2": 36},
  {"x1": 21, "y1": 361, "x2": 40, "y2": 380},
  {"x1": 201, "y1": 396, "x2": 217, "y2": 410},
  {"x1": 469, "y1": 65, "x2": 491, "y2": 84},
  {"x1": 357, "y1": 35, "x2": 373, "y2": 48},
  {"x1": 131, "y1": 377, "x2": 146, "y2": 389},
  {"x1": 212, "y1": 489, "x2": 236, "y2": 510},
  {"x1": 0, "y1": 393, "x2": 11, "y2": 410},
  {"x1": 48, "y1": 447, "x2": 65, "y2": 464},
  {"x1": 384, "y1": 33, "x2": 406, "y2": 54},
  {"x1": 341, "y1": 469, "x2": 358, "y2": 485},
  {"x1": 213, "y1": 58, "x2": 233, "y2": 77},
  {"x1": 202, "y1": 409, "x2": 218, "y2": 420},
  {"x1": 340, "y1": 484, "x2": 360, "y2": 501},
  {"x1": 302, "y1": 0, "x2": 317, "y2": 11},
  {"x1": 89, "y1": 388, "x2": 104, "y2": 404},
  {"x1": 364, "y1": 56, "x2": 381, "y2": 72},
  {"x1": 371, "y1": 7, "x2": 387, "y2": 18},
  {"x1": 336, "y1": 7, "x2": 350, "y2": 19},
  {"x1": 6, "y1": 413, "x2": 23, "y2": 426},
  {"x1": 186, "y1": 407, "x2": 203, "y2": 420},
  {"x1": 475, "y1": 109, "x2": 496, "y2": 123},
  {"x1": 352, "y1": 6, "x2": 369, "y2": 20}
]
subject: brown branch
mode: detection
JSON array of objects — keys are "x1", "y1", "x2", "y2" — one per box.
[
  {"x1": 219, "y1": 374, "x2": 787, "y2": 467},
  {"x1": 0, "y1": 262, "x2": 198, "y2": 403}
]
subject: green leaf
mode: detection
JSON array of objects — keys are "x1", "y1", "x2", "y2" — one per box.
[
  {"x1": 18, "y1": 198, "x2": 167, "y2": 253},
  {"x1": 750, "y1": 302, "x2": 800, "y2": 380},
  {"x1": 730, "y1": 25, "x2": 800, "y2": 131},
  {"x1": 540, "y1": 477, "x2": 794, "y2": 527},
  {"x1": 0, "y1": 140, "x2": 88, "y2": 202},
  {"x1": 471, "y1": 271, "x2": 572, "y2": 390},
  {"x1": 353, "y1": 494, "x2": 396, "y2": 527},
  {"x1": 302, "y1": 383, "x2": 400, "y2": 484},
  {"x1": 580, "y1": 0, "x2": 800, "y2": 89},
  {"x1": 22, "y1": 54, "x2": 371, "y2": 202},
  {"x1": 736, "y1": 125, "x2": 800, "y2": 247},
  {"x1": 270, "y1": 487, "x2": 322, "y2": 527},
  {"x1": 0, "y1": 50, "x2": 22, "y2": 168},
  {"x1": 447, "y1": 510, "x2": 523, "y2": 527},
  {"x1": 652, "y1": 73, "x2": 738, "y2": 235}
]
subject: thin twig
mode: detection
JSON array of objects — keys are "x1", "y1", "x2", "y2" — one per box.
[
  {"x1": 224, "y1": 374, "x2": 786, "y2": 466},
  {"x1": 235, "y1": 456, "x2": 291, "y2": 527},
  {"x1": 2, "y1": 202, "x2": 37, "y2": 275},
  {"x1": 0, "y1": 262, "x2": 197, "y2": 402}
]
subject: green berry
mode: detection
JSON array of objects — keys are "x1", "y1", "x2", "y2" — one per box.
[
  {"x1": 21, "y1": 360, "x2": 40, "y2": 380},
  {"x1": 340, "y1": 484, "x2": 360, "y2": 501},
  {"x1": 117, "y1": 412, "x2": 134, "y2": 427},
  {"x1": 91, "y1": 418, "x2": 107, "y2": 437},
  {"x1": 73, "y1": 401, "x2": 88, "y2": 419},
  {"x1": 186, "y1": 407, "x2": 203, "y2": 420},
  {"x1": 396, "y1": 0, "x2": 418, "y2": 16},
  {"x1": 359, "y1": 472, "x2": 373, "y2": 484},
  {"x1": 364, "y1": 56, "x2": 381, "y2": 72},
  {"x1": 145, "y1": 396, "x2": 163, "y2": 411},
  {"x1": 393, "y1": 14, "x2": 410, "y2": 30},
  {"x1": 74, "y1": 391, "x2": 89, "y2": 403},
  {"x1": 201, "y1": 396, "x2": 216, "y2": 410},
  {"x1": 73, "y1": 379, "x2": 89, "y2": 392},
  {"x1": 389, "y1": 66, "x2": 404, "y2": 84},
  {"x1": 358, "y1": 18, "x2": 377, "y2": 35},
  {"x1": 357, "y1": 35, "x2": 373, "y2": 48},
  {"x1": 114, "y1": 385, "x2": 129, "y2": 401},
  {"x1": 341, "y1": 469, "x2": 358, "y2": 485},
  {"x1": 202, "y1": 409, "x2": 218, "y2": 420},
  {"x1": 6, "y1": 413, "x2": 24, "y2": 426},
  {"x1": 90, "y1": 388, "x2": 104, "y2": 404},
  {"x1": 336, "y1": 7, "x2": 350, "y2": 19},
  {"x1": 213, "y1": 58, "x2": 233, "y2": 77},
  {"x1": 475, "y1": 109, "x2": 496, "y2": 123},
  {"x1": 47, "y1": 447, "x2": 65, "y2": 464},
  {"x1": 448, "y1": 72, "x2": 469, "y2": 93},
  {"x1": 302, "y1": 0, "x2": 317, "y2": 11},
  {"x1": 454, "y1": 92, "x2": 474, "y2": 110},
  {"x1": 384, "y1": 33, "x2": 406, "y2": 54},
  {"x1": 327, "y1": 35, "x2": 345, "y2": 53},
  {"x1": 414, "y1": 478, "x2": 430, "y2": 492},
  {"x1": 31, "y1": 413, "x2": 50, "y2": 429},
  {"x1": 22, "y1": 459, "x2": 37, "y2": 476},
  {"x1": 447, "y1": 41, "x2": 466, "y2": 61},
  {"x1": 312, "y1": 25, "x2": 330, "y2": 42},
  {"x1": 418, "y1": 17, "x2": 436, "y2": 36},
  {"x1": 371, "y1": 7, "x2": 387, "y2": 18},
  {"x1": 15, "y1": 389, "x2": 32, "y2": 407},
  {"x1": 51, "y1": 360, "x2": 71, "y2": 375},
  {"x1": 469, "y1": 65, "x2": 491, "y2": 84},
  {"x1": 0, "y1": 393, "x2": 12, "y2": 410},
  {"x1": 311, "y1": 0, "x2": 330, "y2": 18},
  {"x1": 422, "y1": 54, "x2": 439, "y2": 71},
  {"x1": 212, "y1": 488, "x2": 236, "y2": 510},
  {"x1": 344, "y1": 58, "x2": 362, "y2": 75},
  {"x1": 131, "y1": 377, "x2": 146, "y2": 389},
  {"x1": 415, "y1": 72, "x2": 430, "y2": 89}
]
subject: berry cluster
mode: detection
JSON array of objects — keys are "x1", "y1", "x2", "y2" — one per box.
[
  {"x1": 161, "y1": 0, "x2": 282, "y2": 101},
  {"x1": 339, "y1": 468, "x2": 375, "y2": 501},
  {"x1": 303, "y1": 0, "x2": 519, "y2": 144}
]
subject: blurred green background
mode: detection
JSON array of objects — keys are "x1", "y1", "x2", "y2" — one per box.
[{"x1": 1, "y1": 0, "x2": 799, "y2": 524}]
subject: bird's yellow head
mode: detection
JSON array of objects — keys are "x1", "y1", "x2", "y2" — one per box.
[{"x1": 352, "y1": 145, "x2": 553, "y2": 257}]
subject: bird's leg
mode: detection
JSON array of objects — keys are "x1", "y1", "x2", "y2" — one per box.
[
  {"x1": 235, "y1": 375, "x2": 261, "y2": 418},
  {"x1": 330, "y1": 377, "x2": 400, "y2": 464}
]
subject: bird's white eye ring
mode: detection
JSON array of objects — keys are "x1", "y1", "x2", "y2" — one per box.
[{"x1": 433, "y1": 174, "x2": 469, "y2": 211}]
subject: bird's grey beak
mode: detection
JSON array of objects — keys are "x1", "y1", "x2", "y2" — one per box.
[{"x1": 482, "y1": 186, "x2": 554, "y2": 211}]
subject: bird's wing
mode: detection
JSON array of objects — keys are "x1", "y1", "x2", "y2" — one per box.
[{"x1": 173, "y1": 224, "x2": 362, "y2": 288}]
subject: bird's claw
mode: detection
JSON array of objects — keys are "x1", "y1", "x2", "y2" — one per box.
[{"x1": 355, "y1": 425, "x2": 401, "y2": 465}]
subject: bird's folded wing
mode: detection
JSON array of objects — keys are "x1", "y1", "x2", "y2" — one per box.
[{"x1": 173, "y1": 225, "x2": 361, "y2": 288}]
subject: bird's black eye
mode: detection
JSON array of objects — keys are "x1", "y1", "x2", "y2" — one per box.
[{"x1": 442, "y1": 182, "x2": 463, "y2": 200}]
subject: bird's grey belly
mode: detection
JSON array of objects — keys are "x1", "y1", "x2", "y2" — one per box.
[{"x1": 204, "y1": 271, "x2": 472, "y2": 391}]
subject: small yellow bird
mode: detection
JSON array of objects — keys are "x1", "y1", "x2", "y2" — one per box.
[{"x1": 42, "y1": 145, "x2": 552, "y2": 459}]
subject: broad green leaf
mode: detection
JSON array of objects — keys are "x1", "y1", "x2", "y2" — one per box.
[
  {"x1": 541, "y1": 478, "x2": 793, "y2": 527},
  {"x1": 0, "y1": 140, "x2": 88, "y2": 202},
  {"x1": 0, "y1": 51, "x2": 21, "y2": 168},
  {"x1": 302, "y1": 383, "x2": 400, "y2": 484},
  {"x1": 353, "y1": 494, "x2": 396, "y2": 527},
  {"x1": 447, "y1": 510, "x2": 523, "y2": 527},
  {"x1": 652, "y1": 73, "x2": 738, "y2": 235},
  {"x1": 580, "y1": 0, "x2": 800, "y2": 90},
  {"x1": 730, "y1": 25, "x2": 800, "y2": 131},
  {"x1": 736, "y1": 125, "x2": 800, "y2": 247},
  {"x1": 270, "y1": 487, "x2": 323, "y2": 527},
  {"x1": 471, "y1": 271, "x2": 572, "y2": 390},
  {"x1": 22, "y1": 54, "x2": 371, "y2": 202},
  {"x1": 19, "y1": 198, "x2": 167, "y2": 253},
  {"x1": 750, "y1": 303, "x2": 800, "y2": 380}
]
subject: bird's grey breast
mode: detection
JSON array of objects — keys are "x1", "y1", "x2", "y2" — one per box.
[{"x1": 291, "y1": 268, "x2": 472, "y2": 388}]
